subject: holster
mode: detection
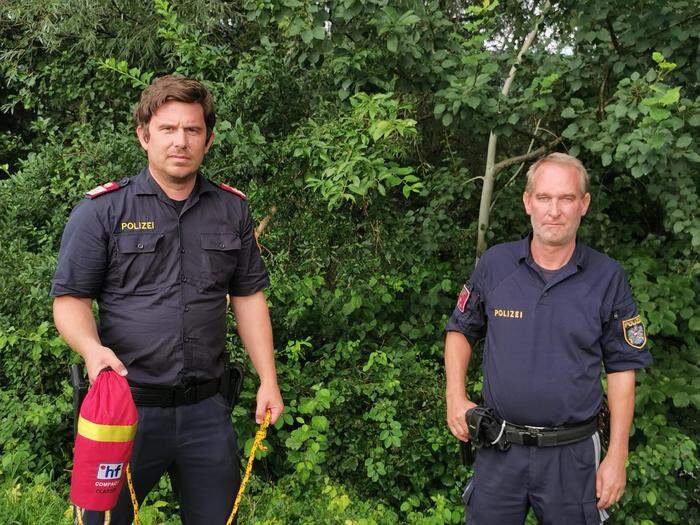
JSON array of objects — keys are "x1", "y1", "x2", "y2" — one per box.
[
  {"x1": 460, "y1": 405, "x2": 510, "y2": 466},
  {"x1": 467, "y1": 406, "x2": 511, "y2": 451},
  {"x1": 220, "y1": 362, "x2": 244, "y2": 412},
  {"x1": 69, "y1": 364, "x2": 89, "y2": 438}
]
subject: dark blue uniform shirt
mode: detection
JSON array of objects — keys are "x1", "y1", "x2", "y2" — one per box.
[
  {"x1": 446, "y1": 235, "x2": 652, "y2": 427},
  {"x1": 52, "y1": 168, "x2": 269, "y2": 386}
]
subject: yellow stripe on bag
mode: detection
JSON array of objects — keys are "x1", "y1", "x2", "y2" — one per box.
[{"x1": 77, "y1": 416, "x2": 137, "y2": 442}]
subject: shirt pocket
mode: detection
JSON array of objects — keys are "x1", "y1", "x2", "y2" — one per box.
[
  {"x1": 114, "y1": 233, "x2": 165, "y2": 293},
  {"x1": 200, "y1": 232, "x2": 241, "y2": 290}
]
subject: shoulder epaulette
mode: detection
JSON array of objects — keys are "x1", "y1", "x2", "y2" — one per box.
[
  {"x1": 85, "y1": 179, "x2": 129, "y2": 199},
  {"x1": 218, "y1": 182, "x2": 247, "y2": 200}
]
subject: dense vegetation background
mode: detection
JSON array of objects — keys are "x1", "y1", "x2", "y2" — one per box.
[{"x1": 0, "y1": 1, "x2": 698, "y2": 523}]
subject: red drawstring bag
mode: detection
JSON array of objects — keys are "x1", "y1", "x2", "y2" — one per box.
[{"x1": 70, "y1": 369, "x2": 138, "y2": 511}]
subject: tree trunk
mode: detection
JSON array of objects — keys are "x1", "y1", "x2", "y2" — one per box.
[{"x1": 476, "y1": 0, "x2": 552, "y2": 261}]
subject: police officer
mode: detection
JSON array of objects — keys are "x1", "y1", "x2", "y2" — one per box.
[
  {"x1": 52, "y1": 75, "x2": 284, "y2": 524},
  {"x1": 445, "y1": 153, "x2": 652, "y2": 524}
]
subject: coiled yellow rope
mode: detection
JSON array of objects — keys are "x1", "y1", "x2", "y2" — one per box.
[{"x1": 226, "y1": 409, "x2": 271, "y2": 525}]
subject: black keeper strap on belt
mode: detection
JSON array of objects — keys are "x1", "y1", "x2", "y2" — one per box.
[{"x1": 129, "y1": 378, "x2": 220, "y2": 407}]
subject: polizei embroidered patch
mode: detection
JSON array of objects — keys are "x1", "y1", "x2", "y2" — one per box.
[
  {"x1": 457, "y1": 285, "x2": 470, "y2": 313},
  {"x1": 622, "y1": 315, "x2": 647, "y2": 349}
]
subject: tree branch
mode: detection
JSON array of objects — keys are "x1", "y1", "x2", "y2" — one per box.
[
  {"x1": 492, "y1": 136, "x2": 562, "y2": 175},
  {"x1": 605, "y1": 17, "x2": 623, "y2": 56},
  {"x1": 255, "y1": 206, "x2": 278, "y2": 239},
  {"x1": 476, "y1": 0, "x2": 552, "y2": 260}
]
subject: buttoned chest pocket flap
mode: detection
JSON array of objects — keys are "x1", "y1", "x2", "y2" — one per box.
[
  {"x1": 114, "y1": 233, "x2": 165, "y2": 291},
  {"x1": 201, "y1": 232, "x2": 241, "y2": 288}
]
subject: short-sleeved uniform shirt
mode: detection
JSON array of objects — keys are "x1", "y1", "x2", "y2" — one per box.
[
  {"x1": 52, "y1": 168, "x2": 269, "y2": 386},
  {"x1": 446, "y1": 235, "x2": 652, "y2": 427}
]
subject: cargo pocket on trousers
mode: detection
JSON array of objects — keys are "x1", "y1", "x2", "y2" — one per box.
[
  {"x1": 462, "y1": 478, "x2": 475, "y2": 507},
  {"x1": 583, "y1": 501, "x2": 610, "y2": 524},
  {"x1": 462, "y1": 479, "x2": 476, "y2": 525}
]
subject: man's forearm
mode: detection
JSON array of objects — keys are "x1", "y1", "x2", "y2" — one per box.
[
  {"x1": 230, "y1": 291, "x2": 278, "y2": 385},
  {"x1": 606, "y1": 370, "x2": 636, "y2": 458},
  {"x1": 53, "y1": 295, "x2": 101, "y2": 358},
  {"x1": 445, "y1": 331, "x2": 472, "y2": 397}
]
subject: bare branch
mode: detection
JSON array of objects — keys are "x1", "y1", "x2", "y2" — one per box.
[
  {"x1": 476, "y1": 0, "x2": 552, "y2": 260},
  {"x1": 255, "y1": 206, "x2": 278, "y2": 239},
  {"x1": 605, "y1": 17, "x2": 623, "y2": 56},
  {"x1": 490, "y1": 119, "x2": 542, "y2": 212},
  {"x1": 492, "y1": 136, "x2": 562, "y2": 175}
]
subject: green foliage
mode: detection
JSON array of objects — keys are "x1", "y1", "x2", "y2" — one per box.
[
  {"x1": 288, "y1": 92, "x2": 421, "y2": 207},
  {"x1": 1, "y1": 0, "x2": 698, "y2": 523}
]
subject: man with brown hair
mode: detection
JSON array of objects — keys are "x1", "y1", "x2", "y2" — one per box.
[{"x1": 52, "y1": 75, "x2": 283, "y2": 524}]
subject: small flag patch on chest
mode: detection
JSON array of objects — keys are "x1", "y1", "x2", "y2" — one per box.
[
  {"x1": 457, "y1": 285, "x2": 470, "y2": 313},
  {"x1": 622, "y1": 315, "x2": 646, "y2": 349}
]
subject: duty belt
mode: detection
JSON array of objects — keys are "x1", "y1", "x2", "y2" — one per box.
[
  {"x1": 128, "y1": 378, "x2": 220, "y2": 407},
  {"x1": 466, "y1": 406, "x2": 598, "y2": 450},
  {"x1": 504, "y1": 418, "x2": 598, "y2": 447}
]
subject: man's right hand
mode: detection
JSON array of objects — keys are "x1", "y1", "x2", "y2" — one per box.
[
  {"x1": 84, "y1": 345, "x2": 127, "y2": 384},
  {"x1": 446, "y1": 393, "x2": 477, "y2": 442}
]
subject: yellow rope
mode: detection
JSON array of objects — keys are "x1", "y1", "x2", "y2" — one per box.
[
  {"x1": 126, "y1": 463, "x2": 140, "y2": 525},
  {"x1": 226, "y1": 410, "x2": 271, "y2": 525},
  {"x1": 74, "y1": 410, "x2": 269, "y2": 525},
  {"x1": 74, "y1": 508, "x2": 110, "y2": 524}
]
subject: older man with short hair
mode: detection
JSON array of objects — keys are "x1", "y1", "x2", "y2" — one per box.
[{"x1": 445, "y1": 153, "x2": 651, "y2": 524}]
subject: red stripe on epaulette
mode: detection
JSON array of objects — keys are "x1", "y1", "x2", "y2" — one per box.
[
  {"x1": 219, "y1": 183, "x2": 247, "y2": 200},
  {"x1": 85, "y1": 181, "x2": 122, "y2": 199}
]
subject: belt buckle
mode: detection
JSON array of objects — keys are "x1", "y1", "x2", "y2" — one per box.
[{"x1": 522, "y1": 425, "x2": 543, "y2": 447}]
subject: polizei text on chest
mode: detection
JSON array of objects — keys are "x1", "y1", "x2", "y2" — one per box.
[
  {"x1": 493, "y1": 308, "x2": 524, "y2": 319},
  {"x1": 120, "y1": 221, "x2": 155, "y2": 231}
]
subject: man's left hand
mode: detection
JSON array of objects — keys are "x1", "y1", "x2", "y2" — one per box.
[
  {"x1": 596, "y1": 452, "x2": 627, "y2": 509},
  {"x1": 256, "y1": 382, "x2": 284, "y2": 425}
]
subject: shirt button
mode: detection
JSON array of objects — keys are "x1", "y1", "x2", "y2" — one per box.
[
  {"x1": 543, "y1": 292, "x2": 548, "y2": 297},
  {"x1": 181, "y1": 248, "x2": 185, "y2": 254},
  {"x1": 184, "y1": 337, "x2": 191, "y2": 343},
  {"x1": 181, "y1": 275, "x2": 187, "y2": 282},
  {"x1": 219, "y1": 242, "x2": 225, "y2": 248},
  {"x1": 137, "y1": 242, "x2": 144, "y2": 249},
  {"x1": 184, "y1": 305, "x2": 190, "y2": 312}
]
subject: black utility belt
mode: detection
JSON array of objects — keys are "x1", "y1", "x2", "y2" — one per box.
[
  {"x1": 504, "y1": 418, "x2": 598, "y2": 447},
  {"x1": 128, "y1": 378, "x2": 220, "y2": 407},
  {"x1": 466, "y1": 406, "x2": 598, "y2": 451}
]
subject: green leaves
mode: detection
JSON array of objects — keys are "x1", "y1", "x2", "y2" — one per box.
[
  {"x1": 676, "y1": 135, "x2": 692, "y2": 148},
  {"x1": 291, "y1": 92, "x2": 421, "y2": 208},
  {"x1": 98, "y1": 58, "x2": 153, "y2": 88}
]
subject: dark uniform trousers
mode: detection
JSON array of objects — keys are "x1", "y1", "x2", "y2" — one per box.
[
  {"x1": 463, "y1": 433, "x2": 609, "y2": 525},
  {"x1": 82, "y1": 394, "x2": 240, "y2": 525}
]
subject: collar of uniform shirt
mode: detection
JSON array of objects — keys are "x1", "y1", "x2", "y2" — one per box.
[
  {"x1": 132, "y1": 167, "x2": 218, "y2": 198},
  {"x1": 516, "y1": 233, "x2": 586, "y2": 270}
]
